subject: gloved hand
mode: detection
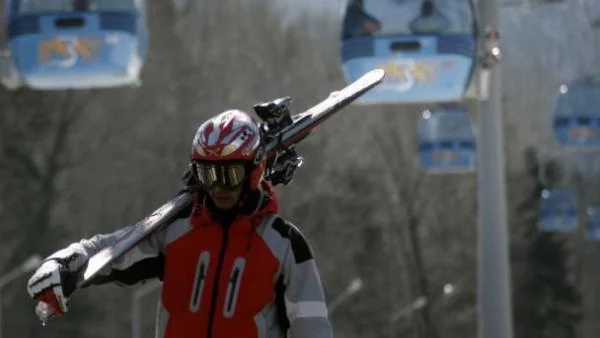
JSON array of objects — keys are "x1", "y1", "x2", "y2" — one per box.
[
  {"x1": 266, "y1": 147, "x2": 303, "y2": 186},
  {"x1": 26, "y1": 244, "x2": 89, "y2": 316},
  {"x1": 179, "y1": 163, "x2": 199, "y2": 194}
]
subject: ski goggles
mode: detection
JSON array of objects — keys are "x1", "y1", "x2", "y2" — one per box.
[{"x1": 192, "y1": 162, "x2": 247, "y2": 189}]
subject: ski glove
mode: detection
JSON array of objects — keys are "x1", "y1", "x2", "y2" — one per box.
[{"x1": 26, "y1": 244, "x2": 89, "y2": 315}]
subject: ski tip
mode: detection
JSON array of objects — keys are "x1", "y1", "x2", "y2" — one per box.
[
  {"x1": 326, "y1": 68, "x2": 386, "y2": 99},
  {"x1": 352, "y1": 68, "x2": 385, "y2": 89},
  {"x1": 367, "y1": 68, "x2": 386, "y2": 83}
]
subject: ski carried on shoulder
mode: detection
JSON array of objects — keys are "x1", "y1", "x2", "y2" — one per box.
[{"x1": 78, "y1": 68, "x2": 385, "y2": 288}]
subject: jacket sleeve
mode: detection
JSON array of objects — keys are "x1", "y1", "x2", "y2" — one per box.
[
  {"x1": 280, "y1": 221, "x2": 333, "y2": 338},
  {"x1": 75, "y1": 223, "x2": 168, "y2": 287},
  {"x1": 73, "y1": 193, "x2": 194, "y2": 287}
]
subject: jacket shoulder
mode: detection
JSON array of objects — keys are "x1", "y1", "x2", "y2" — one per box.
[{"x1": 269, "y1": 217, "x2": 314, "y2": 264}]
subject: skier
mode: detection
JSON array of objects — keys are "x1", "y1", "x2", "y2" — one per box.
[{"x1": 26, "y1": 109, "x2": 333, "y2": 338}]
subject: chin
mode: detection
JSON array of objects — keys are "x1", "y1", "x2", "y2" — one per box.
[{"x1": 214, "y1": 202, "x2": 237, "y2": 210}]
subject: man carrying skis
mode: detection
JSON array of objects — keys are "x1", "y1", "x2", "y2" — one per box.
[{"x1": 26, "y1": 109, "x2": 333, "y2": 338}]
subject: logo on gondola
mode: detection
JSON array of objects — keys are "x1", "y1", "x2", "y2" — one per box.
[
  {"x1": 378, "y1": 60, "x2": 436, "y2": 92},
  {"x1": 569, "y1": 126, "x2": 596, "y2": 140},
  {"x1": 433, "y1": 151, "x2": 459, "y2": 162},
  {"x1": 38, "y1": 36, "x2": 100, "y2": 68}
]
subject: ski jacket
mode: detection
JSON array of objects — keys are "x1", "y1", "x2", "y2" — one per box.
[{"x1": 73, "y1": 182, "x2": 332, "y2": 338}]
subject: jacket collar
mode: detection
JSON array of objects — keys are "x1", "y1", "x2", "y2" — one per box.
[{"x1": 191, "y1": 181, "x2": 279, "y2": 229}]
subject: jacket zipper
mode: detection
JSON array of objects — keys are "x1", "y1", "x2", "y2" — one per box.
[{"x1": 206, "y1": 226, "x2": 229, "y2": 338}]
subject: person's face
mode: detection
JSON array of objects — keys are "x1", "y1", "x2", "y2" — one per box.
[
  {"x1": 209, "y1": 185, "x2": 244, "y2": 210},
  {"x1": 365, "y1": 20, "x2": 380, "y2": 33},
  {"x1": 194, "y1": 161, "x2": 247, "y2": 210},
  {"x1": 422, "y1": 2, "x2": 434, "y2": 15}
]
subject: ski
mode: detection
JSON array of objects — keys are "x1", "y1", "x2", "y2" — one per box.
[{"x1": 78, "y1": 68, "x2": 385, "y2": 288}]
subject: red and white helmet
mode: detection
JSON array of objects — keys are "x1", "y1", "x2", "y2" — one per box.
[{"x1": 191, "y1": 109, "x2": 266, "y2": 190}]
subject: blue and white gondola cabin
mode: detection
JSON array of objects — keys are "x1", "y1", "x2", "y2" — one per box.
[
  {"x1": 553, "y1": 76, "x2": 600, "y2": 149},
  {"x1": 340, "y1": 0, "x2": 477, "y2": 104},
  {"x1": 1, "y1": 0, "x2": 148, "y2": 90},
  {"x1": 586, "y1": 205, "x2": 600, "y2": 240},
  {"x1": 417, "y1": 106, "x2": 476, "y2": 172},
  {"x1": 538, "y1": 188, "x2": 578, "y2": 232}
]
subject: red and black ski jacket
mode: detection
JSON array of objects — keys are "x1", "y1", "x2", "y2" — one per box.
[{"x1": 73, "y1": 182, "x2": 332, "y2": 338}]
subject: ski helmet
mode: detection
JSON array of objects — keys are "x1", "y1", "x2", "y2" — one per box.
[{"x1": 191, "y1": 109, "x2": 266, "y2": 190}]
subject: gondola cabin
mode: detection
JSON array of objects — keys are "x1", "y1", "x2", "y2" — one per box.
[
  {"x1": 582, "y1": 0, "x2": 600, "y2": 28},
  {"x1": 0, "y1": 0, "x2": 148, "y2": 90},
  {"x1": 340, "y1": 0, "x2": 477, "y2": 104},
  {"x1": 417, "y1": 106, "x2": 476, "y2": 172},
  {"x1": 586, "y1": 205, "x2": 600, "y2": 240},
  {"x1": 538, "y1": 188, "x2": 578, "y2": 232},
  {"x1": 553, "y1": 76, "x2": 600, "y2": 149}
]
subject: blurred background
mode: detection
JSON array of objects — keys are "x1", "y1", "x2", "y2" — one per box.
[{"x1": 0, "y1": 0, "x2": 599, "y2": 337}]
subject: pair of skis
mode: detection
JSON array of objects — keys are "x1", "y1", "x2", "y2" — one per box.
[{"x1": 76, "y1": 68, "x2": 385, "y2": 288}]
